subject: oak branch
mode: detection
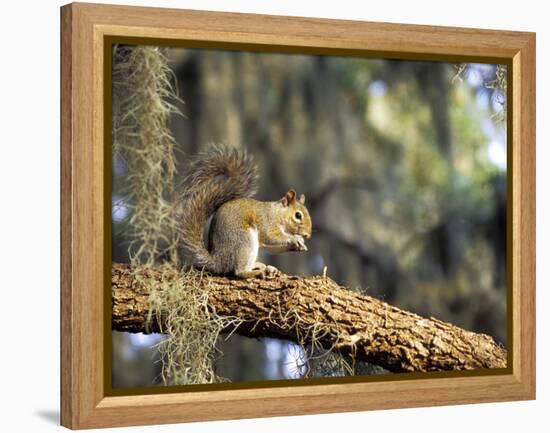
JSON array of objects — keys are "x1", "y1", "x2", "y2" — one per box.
[{"x1": 112, "y1": 262, "x2": 507, "y2": 373}]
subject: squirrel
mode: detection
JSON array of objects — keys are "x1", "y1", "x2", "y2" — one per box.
[{"x1": 176, "y1": 145, "x2": 312, "y2": 278}]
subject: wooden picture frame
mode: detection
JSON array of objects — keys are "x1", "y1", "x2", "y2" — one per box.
[{"x1": 60, "y1": 2, "x2": 535, "y2": 429}]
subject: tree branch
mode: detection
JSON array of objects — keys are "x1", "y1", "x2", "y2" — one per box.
[{"x1": 112, "y1": 262, "x2": 507, "y2": 373}]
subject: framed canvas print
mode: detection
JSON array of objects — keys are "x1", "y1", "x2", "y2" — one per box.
[{"x1": 60, "y1": 2, "x2": 536, "y2": 429}]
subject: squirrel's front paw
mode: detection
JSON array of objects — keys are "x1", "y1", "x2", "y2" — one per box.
[{"x1": 291, "y1": 237, "x2": 308, "y2": 252}]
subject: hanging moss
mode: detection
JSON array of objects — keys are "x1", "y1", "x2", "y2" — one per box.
[{"x1": 112, "y1": 45, "x2": 241, "y2": 385}]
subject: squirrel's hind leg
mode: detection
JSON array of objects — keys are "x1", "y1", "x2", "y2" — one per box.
[
  {"x1": 235, "y1": 262, "x2": 278, "y2": 279},
  {"x1": 227, "y1": 227, "x2": 279, "y2": 279},
  {"x1": 235, "y1": 262, "x2": 265, "y2": 279},
  {"x1": 263, "y1": 264, "x2": 279, "y2": 276},
  {"x1": 233, "y1": 228, "x2": 262, "y2": 279}
]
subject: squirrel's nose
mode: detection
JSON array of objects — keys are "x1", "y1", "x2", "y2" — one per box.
[{"x1": 304, "y1": 232, "x2": 311, "y2": 240}]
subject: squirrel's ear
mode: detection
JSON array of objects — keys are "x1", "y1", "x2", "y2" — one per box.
[
  {"x1": 299, "y1": 194, "x2": 305, "y2": 204},
  {"x1": 281, "y1": 189, "x2": 296, "y2": 207}
]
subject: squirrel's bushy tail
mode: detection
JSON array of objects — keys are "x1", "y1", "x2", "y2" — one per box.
[{"x1": 176, "y1": 145, "x2": 258, "y2": 269}]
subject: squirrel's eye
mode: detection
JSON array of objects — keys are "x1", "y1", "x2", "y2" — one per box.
[{"x1": 294, "y1": 211, "x2": 303, "y2": 221}]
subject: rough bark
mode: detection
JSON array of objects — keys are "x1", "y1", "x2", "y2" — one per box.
[{"x1": 112, "y1": 262, "x2": 507, "y2": 373}]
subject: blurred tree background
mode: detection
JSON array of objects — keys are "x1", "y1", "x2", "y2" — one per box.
[{"x1": 112, "y1": 46, "x2": 507, "y2": 388}]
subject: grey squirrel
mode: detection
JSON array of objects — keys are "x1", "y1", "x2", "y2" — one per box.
[{"x1": 177, "y1": 146, "x2": 312, "y2": 278}]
